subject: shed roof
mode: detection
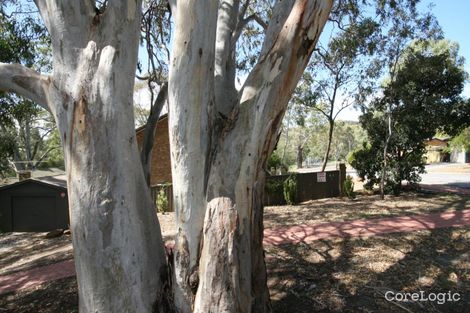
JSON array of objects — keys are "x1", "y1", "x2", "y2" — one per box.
[{"x1": 0, "y1": 175, "x2": 67, "y2": 192}]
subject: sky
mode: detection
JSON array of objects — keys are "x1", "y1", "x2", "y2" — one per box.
[{"x1": 337, "y1": 0, "x2": 470, "y2": 121}]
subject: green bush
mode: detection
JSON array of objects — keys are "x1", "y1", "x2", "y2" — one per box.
[
  {"x1": 267, "y1": 151, "x2": 283, "y2": 170},
  {"x1": 343, "y1": 175, "x2": 356, "y2": 199},
  {"x1": 156, "y1": 188, "x2": 168, "y2": 213},
  {"x1": 265, "y1": 179, "x2": 284, "y2": 195},
  {"x1": 283, "y1": 175, "x2": 297, "y2": 205}
]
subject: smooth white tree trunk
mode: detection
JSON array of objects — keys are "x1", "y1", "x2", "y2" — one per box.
[
  {"x1": 1, "y1": 1, "x2": 169, "y2": 312},
  {"x1": 169, "y1": 1, "x2": 333, "y2": 312}
]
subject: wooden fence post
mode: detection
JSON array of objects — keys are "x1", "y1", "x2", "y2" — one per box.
[{"x1": 338, "y1": 163, "x2": 346, "y2": 197}]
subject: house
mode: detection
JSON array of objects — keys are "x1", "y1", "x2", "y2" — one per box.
[
  {"x1": 135, "y1": 114, "x2": 174, "y2": 211},
  {"x1": 450, "y1": 147, "x2": 470, "y2": 163},
  {"x1": 135, "y1": 114, "x2": 172, "y2": 186},
  {"x1": 425, "y1": 137, "x2": 469, "y2": 164},
  {"x1": 0, "y1": 175, "x2": 69, "y2": 232},
  {"x1": 424, "y1": 138, "x2": 450, "y2": 163}
]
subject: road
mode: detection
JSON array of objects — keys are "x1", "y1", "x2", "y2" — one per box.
[
  {"x1": 420, "y1": 163, "x2": 470, "y2": 189},
  {"x1": 299, "y1": 162, "x2": 470, "y2": 190}
]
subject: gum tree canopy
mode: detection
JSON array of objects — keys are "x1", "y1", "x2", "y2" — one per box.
[{"x1": 0, "y1": 0, "x2": 332, "y2": 312}]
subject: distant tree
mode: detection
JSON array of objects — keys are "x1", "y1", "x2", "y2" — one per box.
[
  {"x1": 0, "y1": 4, "x2": 57, "y2": 174},
  {"x1": 292, "y1": 0, "x2": 441, "y2": 172},
  {"x1": 0, "y1": 128, "x2": 15, "y2": 178},
  {"x1": 450, "y1": 126, "x2": 470, "y2": 153},
  {"x1": 296, "y1": 17, "x2": 380, "y2": 171},
  {"x1": 352, "y1": 40, "x2": 468, "y2": 194}
]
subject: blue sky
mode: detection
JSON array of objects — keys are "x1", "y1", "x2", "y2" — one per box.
[{"x1": 338, "y1": 0, "x2": 470, "y2": 121}]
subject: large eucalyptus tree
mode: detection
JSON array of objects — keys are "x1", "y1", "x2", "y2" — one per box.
[{"x1": 0, "y1": 0, "x2": 332, "y2": 312}]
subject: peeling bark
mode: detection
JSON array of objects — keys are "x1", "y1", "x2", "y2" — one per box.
[
  {"x1": 169, "y1": 1, "x2": 333, "y2": 312},
  {"x1": 168, "y1": 1, "x2": 219, "y2": 311},
  {"x1": 1, "y1": 1, "x2": 169, "y2": 312}
]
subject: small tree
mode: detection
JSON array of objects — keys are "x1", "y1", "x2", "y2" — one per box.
[
  {"x1": 451, "y1": 127, "x2": 470, "y2": 153},
  {"x1": 156, "y1": 187, "x2": 169, "y2": 213},
  {"x1": 352, "y1": 40, "x2": 468, "y2": 194},
  {"x1": 283, "y1": 174, "x2": 297, "y2": 205}
]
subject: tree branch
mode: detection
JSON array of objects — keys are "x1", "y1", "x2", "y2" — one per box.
[
  {"x1": 140, "y1": 83, "x2": 168, "y2": 186},
  {"x1": 313, "y1": 105, "x2": 331, "y2": 120},
  {"x1": 245, "y1": 13, "x2": 268, "y2": 30},
  {"x1": 33, "y1": 146, "x2": 60, "y2": 168},
  {"x1": 0, "y1": 63, "x2": 51, "y2": 112},
  {"x1": 218, "y1": 0, "x2": 333, "y2": 174},
  {"x1": 214, "y1": 0, "x2": 240, "y2": 116}
]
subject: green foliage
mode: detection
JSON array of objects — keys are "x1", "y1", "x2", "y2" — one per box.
[
  {"x1": 283, "y1": 175, "x2": 298, "y2": 205},
  {"x1": 156, "y1": 187, "x2": 169, "y2": 214},
  {"x1": 266, "y1": 151, "x2": 283, "y2": 171},
  {"x1": 279, "y1": 116, "x2": 367, "y2": 169},
  {"x1": 265, "y1": 178, "x2": 284, "y2": 196},
  {"x1": 349, "y1": 143, "x2": 381, "y2": 190},
  {"x1": 352, "y1": 40, "x2": 466, "y2": 194},
  {"x1": 0, "y1": 129, "x2": 15, "y2": 178},
  {"x1": 38, "y1": 128, "x2": 65, "y2": 169},
  {"x1": 0, "y1": 4, "x2": 60, "y2": 173},
  {"x1": 343, "y1": 175, "x2": 356, "y2": 200},
  {"x1": 450, "y1": 127, "x2": 470, "y2": 152}
]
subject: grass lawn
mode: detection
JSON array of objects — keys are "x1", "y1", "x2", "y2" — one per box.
[{"x1": 1, "y1": 191, "x2": 469, "y2": 312}]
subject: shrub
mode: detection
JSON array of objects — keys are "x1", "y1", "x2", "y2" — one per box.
[
  {"x1": 156, "y1": 187, "x2": 168, "y2": 213},
  {"x1": 265, "y1": 179, "x2": 284, "y2": 195},
  {"x1": 343, "y1": 175, "x2": 356, "y2": 199},
  {"x1": 283, "y1": 174, "x2": 297, "y2": 205}
]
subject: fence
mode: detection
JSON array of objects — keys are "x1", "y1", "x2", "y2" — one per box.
[
  {"x1": 151, "y1": 183, "x2": 174, "y2": 212},
  {"x1": 150, "y1": 164, "x2": 346, "y2": 210},
  {"x1": 264, "y1": 163, "x2": 346, "y2": 206}
]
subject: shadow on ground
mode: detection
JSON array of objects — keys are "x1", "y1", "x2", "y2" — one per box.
[{"x1": 268, "y1": 221, "x2": 470, "y2": 312}]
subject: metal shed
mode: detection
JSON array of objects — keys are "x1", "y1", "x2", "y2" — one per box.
[{"x1": 0, "y1": 175, "x2": 69, "y2": 232}]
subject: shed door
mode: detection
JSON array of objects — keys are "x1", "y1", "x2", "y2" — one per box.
[{"x1": 11, "y1": 196, "x2": 57, "y2": 232}]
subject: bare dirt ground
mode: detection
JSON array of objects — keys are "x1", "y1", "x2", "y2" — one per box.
[
  {"x1": 266, "y1": 227, "x2": 470, "y2": 313},
  {"x1": 0, "y1": 233, "x2": 73, "y2": 277},
  {"x1": 1, "y1": 192, "x2": 469, "y2": 312},
  {"x1": 264, "y1": 192, "x2": 470, "y2": 229}
]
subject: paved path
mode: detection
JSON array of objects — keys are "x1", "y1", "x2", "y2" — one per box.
[
  {"x1": 263, "y1": 209, "x2": 470, "y2": 246},
  {"x1": 0, "y1": 259, "x2": 75, "y2": 295},
  {"x1": 2, "y1": 209, "x2": 470, "y2": 295}
]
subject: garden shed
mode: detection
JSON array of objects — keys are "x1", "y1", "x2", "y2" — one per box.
[{"x1": 0, "y1": 175, "x2": 69, "y2": 232}]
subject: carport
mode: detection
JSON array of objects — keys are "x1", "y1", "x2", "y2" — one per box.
[{"x1": 0, "y1": 176, "x2": 69, "y2": 232}]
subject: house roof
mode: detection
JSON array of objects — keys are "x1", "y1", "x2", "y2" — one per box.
[
  {"x1": 0, "y1": 168, "x2": 66, "y2": 187},
  {"x1": 0, "y1": 175, "x2": 67, "y2": 192},
  {"x1": 425, "y1": 138, "x2": 449, "y2": 147},
  {"x1": 135, "y1": 113, "x2": 168, "y2": 134}
]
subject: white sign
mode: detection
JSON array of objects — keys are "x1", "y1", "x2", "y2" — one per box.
[{"x1": 317, "y1": 172, "x2": 326, "y2": 182}]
